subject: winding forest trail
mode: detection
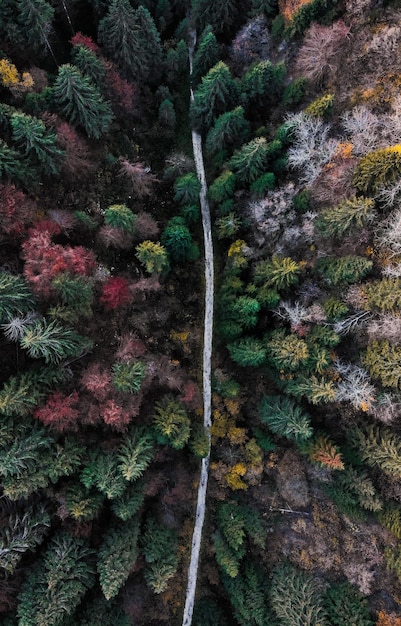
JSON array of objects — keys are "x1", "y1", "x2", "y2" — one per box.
[{"x1": 181, "y1": 31, "x2": 214, "y2": 626}]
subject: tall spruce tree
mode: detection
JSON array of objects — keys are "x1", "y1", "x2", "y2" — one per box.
[
  {"x1": 54, "y1": 65, "x2": 113, "y2": 139},
  {"x1": 17, "y1": 0, "x2": 56, "y2": 61}
]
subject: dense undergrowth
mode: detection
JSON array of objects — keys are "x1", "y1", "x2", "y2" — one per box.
[{"x1": 2, "y1": 0, "x2": 401, "y2": 624}]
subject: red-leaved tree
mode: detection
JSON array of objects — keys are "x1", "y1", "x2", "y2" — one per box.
[
  {"x1": 70, "y1": 32, "x2": 100, "y2": 53},
  {"x1": 22, "y1": 228, "x2": 96, "y2": 297},
  {"x1": 100, "y1": 399, "x2": 131, "y2": 430},
  {"x1": 34, "y1": 391, "x2": 80, "y2": 432},
  {"x1": 80, "y1": 362, "x2": 112, "y2": 401},
  {"x1": 100, "y1": 276, "x2": 133, "y2": 310},
  {"x1": 0, "y1": 183, "x2": 35, "y2": 240}
]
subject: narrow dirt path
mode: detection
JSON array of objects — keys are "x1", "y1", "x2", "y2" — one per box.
[{"x1": 181, "y1": 30, "x2": 214, "y2": 626}]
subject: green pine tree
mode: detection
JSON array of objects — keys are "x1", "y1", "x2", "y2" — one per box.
[
  {"x1": 323, "y1": 581, "x2": 373, "y2": 626},
  {"x1": 20, "y1": 318, "x2": 92, "y2": 363},
  {"x1": 153, "y1": 395, "x2": 191, "y2": 449},
  {"x1": 54, "y1": 64, "x2": 113, "y2": 139},
  {"x1": 190, "y1": 61, "x2": 239, "y2": 132},
  {"x1": 136, "y1": 241, "x2": 169, "y2": 275},
  {"x1": 227, "y1": 337, "x2": 267, "y2": 367},
  {"x1": 193, "y1": 27, "x2": 219, "y2": 84},
  {"x1": 228, "y1": 137, "x2": 282, "y2": 185},
  {"x1": 17, "y1": 0, "x2": 56, "y2": 60},
  {"x1": 316, "y1": 196, "x2": 376, "y2": 238},
  {"x1": 0, "y1": 503, "x2": 50, "y2": 574},
  {"x1": 259, "y1": 394, "x2": 313, "y2": 443},
  {"x1": 118, "y1": 428, "x2": 153, "y2": 481},
  {"x1": 0, "y1": 272, "x2": 36, "y2": 324},
  {"x1": 205, "y1": 106, "x2": 251, "y2": 156},
  {"x1": 10, "y1": 112, "x2": 64, "y2": 176},
  {"x1": 316, "y1": 255, "x2": 372, "y2": 285},
  {"x1": 71, "y1": 44, "x2": 105, "y2": 87},
  {"x1": 362, "y1": 340, "x2": 401, "y2": 388}
]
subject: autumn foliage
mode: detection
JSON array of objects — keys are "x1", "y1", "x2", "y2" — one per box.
[
  {"x1": 0, "y1": 183, "x2": 35, "y2": 239},
  {"x1": 100, "y1": 276, "x2": 132, "y2": 310},
  {"x1": 34, "y1": 391, "x2": 80, "y2": 432}
]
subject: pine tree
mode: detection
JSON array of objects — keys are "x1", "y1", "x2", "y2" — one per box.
[
  {"x1": 0, "y1": 272, "x2": 36, "y2": 324},
  {"x1": 112, "y1": 361, "x2": 146, "y2": 394},
  {"x1": 355, "y1": 426, "x2": 401, "y2": 478},
  {"x1": 323, "y1": 581, "x2": 374, "y2": 626},
  {"x1": 258, "y1": 394, "x2": 313, "y2": 443},
  {"x1": 267, "y1": 330, "x2": 309, "y2": 373},
  {"x1": 270, "y1": 563, "x2": 329, "y2": 626},
  {"x1": 71, "y1": 44, "x2": 105, "y2": 88},
  {"x1": 0, "y1": 503, "x2": 50, "y2": 574},
  {"x1": 316, "y1": 255, "x2": 372, "y2": 285},
  {"x1": 228, "y1": 137, "x2": 282, "y2": 185},
  {"x1": 227, "y1": 337, "x2": 267, "y2": 367},
  {"x1": 10, "y1": 112, "x2": 64, "y2": 176},
  {"x1": 208, "y1": 170, "x2": 236, "y2": 204},
  {"x1": 362, "y1": 340, "x2": 401, "y2": 388},
  {"x1": 222, "y1": 560, "x2": 274, "y2": 626},
  {"x1": 17, "y1": 532, "x2": 95, "y2": 626},
  {"x1": 54, "y1": 64, "x2": 113, "y2": 139},
  {"x1": 254, "y1": 255, "x2": 301, "y2": 290},
  {"x1": 364, "y1": 278, "x2": 401, "y2": 312},
  {"x1": 118, "y1": 428, "x2": 153, "y2": 481},
  {"x1": 205, "y1": 106, "x2": 251, "y2": 156},
  {"x1": 97, "y1": 515, "x2": 140, "y2": 600},
  {"x1": 286, "y1": 374, "x2": 337, "y2": 404},
  {"x1": 81, "y1": 450, "x2": 127, "y2": 500},
  {"x1": 98, "y1": 1, "x2": 163, "y2": 81},
  {"x1": 191, "y1": 0, "x2": 240, "y2": 34},
  {"x1": 17, "y1": 0, "x2": 56, "y2": 60},
  {"x1": 241, "y1": 61, "x2": 285, "y2": 109},
  {"x1": 63, "y1": 483, "x2": 104, "y2": 521},
  {"x1": 153, "y1": 395, "x2": 191, "y2": 449},
  {"x1": 110, "y1": 478, "x2": 144, "y2": 520},
  {"x1": 141, "y1": 515, "x2": 178, "y2": 593},
  {"x1": 192, "y1": 28, "x2": 219, "y2": 84},
  {"x1": 0, "y1": 139, "x2": 33, "y2": 185},
  {"x1": 52, "y1": 273, "x2": 94, "y2": 321},
  {"x1": 190, "y1": 61, "x2": 239, "y2": 132},
  {"x1": 161, "y1": 216, "x2": 197, "y2": 262},
  {"x1": 316, "y1": 196, "x2": 376, "y2": 238},
  {"x1": 20, "y1": 318, "x2": 92, "y2": 363},
  {"x1": 136, "y1": 241, "x2": 169, "y2": 275},
  {"x1": 174, "y1": 172, "x2": 201, "y2": 205},
  {"x1": 0, "y1": 366, "x2": 65, "y2": 417},
  {"x1": 353, "y1": 145, "x2": 401, "y2": 194}
]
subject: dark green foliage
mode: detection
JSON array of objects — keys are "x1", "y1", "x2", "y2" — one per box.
[
  {"x1": 11, "y1": 113, "x2": 63, "y2": 175},
  {"x1": 193, "y1": 596, "x2": 229, "y2": 626},
  {"x1": 287, "y1": 0, "x2": 340, "y2": 37},
  {"x1": 259, "y1": 394, "x2": 313, "y2": 443},
  {"x1": 241, "y1": 61, "x2": 285, "y2": 109},
  {"x1": 98, "y1": 0, "x2": 163, "y2": 81},
  {"x1": 71, "y1": 45, "x2": 106, "y2": 87},
  {"x1": 63, "y1": 483, "x2": 104, "y2": 521},
  {"x1": 0, "y1": 272, "x2": 36, "y2": 323},
  {"x1": 307, "y1": 325, "x2": 340, "y2": 348},
  {"x1": 17, "y1": 532, "x2": 95, "y2": 625},
  {"x1": 111, "y1": 478, "x2": 145, "y2": 520},
  {"x1": 17, "y1": 0, "x2": 55, "y2": 56},
  {"x1": 141, "y1": 516, "x2": 178, "y2": 593},
  {"x1": 323, "y1": 581, "x2": 374, "y2": 625},
  {"x1": 0, "y1": 140, "x2": 33, "y2": 185},
  {"x1": 166, "y1": 39, "x2": 189, "y2": 86},
  {"x1": 205, "y1": 106, "x2": 251, "y2": 156},
  {"x1": 315, "y1": 255, "x2": 373, "y2": 285},
  {"x1": 216, "y1": 212, "x2": 241, "y2": 238},
  {"x1": 214, "y1": 531, "x2": 242, "y2": 577},
  {"x1": 158, "y1": 98, "x2": 176, "y2": 128},
  {"x1": 104, "y1": 203, "x2": 136, "y2": 233},
  {"x1": 191, "y1": 0, "x2": 240, "y2": 34},
  {"x1": 322, "y1": 298, "x2": 348, "y2": 322},
  {"x1": 162, "y1": 216, "x2": 198, "y2": 262},
  {"x1": 331, "y1": 465, "x2": 382, "y2": 513},
  {"x1": 0, "y1": 366, "x2": 65, "y2": 417},
  {"x1": 112, "y1": 361, "x2": 146, "y2": 393},
  {"x1": 174, "y1": 172, "x2": 201, "y2": 205},
  {"x1": 250, "y1": 171, "x2": 275, "y2": 196},
  {"x1": 81, "y1": 450, "x2": 126, "y2": 499},
  {"x1": 193, "y1": 28, "x2": 219, "y2": 84},
  {"x1": 153, "y1": 395, "x2": 191, "y2": 449},
  {"x1": 322, "y1": 481, "x2": 367, "y2": 521},
  {"x1": 222, "y1": 560, "x2": 274, "y2": 626},
  {"x1": 0, "y1": 503, "x2": 50, "y2": 574},
  {"x1": 378, "y1": 503, "x2": 401, "y2": 539},
  {"x1": 228, "y1": 138, "x2": 282, "y2": 185},
  {"x1": 52, "y1": 273, "x2": 94, "y2": 321},
  {"x1": 71, "y1": 596, "x2": 131, "y2": 626},
  {"x1": 285, "y1": 374, "x2": 337, "y2": 404},
  {"x1": 250, "y1": 0, "x2": 279, "y2": 16},
  {"x1": 54, "y1": 65, "x2": 113, "y2": 139},
  {"x1": 208, "y1": 169, "x2": 236, "y2": 203},
  {"x1": 190, "y1": 61, "x2": 239, "y2": 132},
  {"x1": 282, "y1": 77, "x2": 307, "y2": 108},
  {"x1": 293, "y1": 189, "x2": 311, "y2": 212},
  {"x1": 97, "y1": 515, "x2": 140, "y2": 600},
  {"x1": 20, "y1": 319, "x2": 92, "y2": 363},
  {"x1": 227, "y1": 337, "x2": 267, "y2": 367},
  {"x1": 270, "y1": 563, "x2": 329, "y2": 625},
  {"x1": 24, "y1": 87, "x2": 56, "y2": 117}
]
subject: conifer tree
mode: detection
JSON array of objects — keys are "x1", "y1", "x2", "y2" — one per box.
[
  {"x1": 0, "y1": 140, "x2": 33, "y2": 185},
  {"x1": 316, "y1": 255, "x2": 373, "y2": 285},
  {"x1": 191, "y1": 0, "x2": 240, "y2": 34},
  {"x1": 259, "y1": 394, "x2": 313, "y2": 443},
  {"x1": 20, "y1": 318, "x2": 92, "y2": 363},
  {"x1": 270, "y1": 563, "x2": 329, "y2": 625},
  {"x1": 241, "y1": 61, "x2": 285, "y2": 109},
  {"x1": 81, "y1": 450, "x2": 127, "y2": 500},
  {"x1": 153, "y1": 395, "x2": 191, "y2": 449},
  {"x1": 10, "y1": 112, "x2": 64, "y2": 176},
  {"x1": 355, "y1": 426, "x2": 401, "y2": 478},
  {"x1": 71, "y1": 44, "x2": 106, "y2": 88},
  {"x1": 190, "y1": 61, "x2": 239, "y2": 132},
  {"x1": 228, "y1": 137, "x2": 282, "y2": 185},
  {"x1": 205, "y1": 106, "x2": 251, "y2": 156},
  {"x1": 267, "y1": 330, "x2": 309, "y2": 373},
  {"x1": 141, "y1": 516, "x2": 179, "y2": 594},
  {"x1": 174, "y1": 172, "x2": 201, "y2": 205},
  {"x1": 17, "y1": 0, "x2": 56, "y2": 60},
  {"x1": 136, "y1": 241, "x2": 169, "y2": 275},
  {"x1": 323, "y1": 581, "x2": 374, "y2": 626},
  {"x1": 0, "y1": 272, "x2": 36, "y2": 324},
  {"x1": 316, "y1": 196, "x2": 376, "y2": 238},
  {"x1": 222, "y1": 560, "x2": 273, "y2": 626},
  {"x1": 118, "y1": 428, "x2": 153, "y2": 481},
  {"x1": 112, "y1": 361, "x2": 146, "y2": 394},
  {"x1": 17, "y1": 532, "x2": 95, "y2": 626},
  {"x1": 192, "y1": 28, "x2": 219, "y2": 84},
  {"x1": 0, "y1": 503, "x2": 50, "y2": 574},
  {"x1": 254, "y1": 255, "x2": 301, "y2": 290},
  {"x1": 362, "y1": 340, "x2": 401, "y2": 388},
  {"x1": 161, "y1": 216, "x2": 198, "y2": 262},
  {"x1": 227, "y1": 337, "x2": 267, "y2": 367},
  {"x1": 54, "y1": 65, "x2": 113, "y2": 139},
  {"x1": 97, "y1": 515, "x2": 140, "y2": 600}
]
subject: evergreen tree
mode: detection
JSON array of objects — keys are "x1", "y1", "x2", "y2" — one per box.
[
  {"x1": 208, "y1": 170, "x2": 236, "y2": 204},
  {"x1": 161, "y1": 216, "x2": 198, "y2": 262},
  {"x1": 17, "y1": 0, "x2": 56, "y2": 60},
  {"x1": 228, "y1": 137, "x2": 282, "y2": 185},
  {"x1": 71, "y1": 44, "x2": 106, "y2": 88},
  {"x1": 17, "y1": 532, "x2": 95, "y2": 626},
  {"x1": 254, "y1": 255, "x2": 301, "y2": 290},
  {"x1": 191, "y1": 0, "x2": 240, "y2": 34},
  {"x1": 10, "y1": 113, "x2": 64, "y2": 176},
  {"x1": 174, "y1": 172, "x2": 201, "y2": 205},
  {"x1": 193, "y1": 28, "x2": 219, "y2": 84},
  {"x1": 353, "y1": 145, "x2": 401, "y2": 194},
  {"x1": 52, "y1": 273, "x2": 94, "y2": 321},
  {"x1": 270, "y1": 563, "x2": 329, "y2": 626},
  {"x1": 355, "y1": 426, "x2": 401, "y2": 478},
  {"x1": 98, "y1": 1, "x2": 163, "y2": 81},
  {"x1": 104, "y1": 203, "x2": 136, "y2": 233},
  {"x1": 316, "y1": 255, "x2": 373, "y2": 285},
  {"x1": 241, "y1": 61, "x2": 285, "y2": 109},
  {"x1": 153, "y1": 395, "x2": 191, "y2": 449},
  {"x1": 286, "y1": 374, "x2": 337, "y2": 404},
  {"x1": 112, "y1": 361, "x2": 146, "y2": 394},
  {"x1": 118, "y1": 428, "x2": 153, "y2": 481},
  {"x1": 364, "y1": 278, "x2": 401, "y2": 312},
  {"x1": 190, "y1": 61, "x2": 239, "y2": 132},
  {"x1": 54, "y1": 65, "x2": 113, "y2": 139},
  {"x1": 323, "y1": 581, "x2": 374, "y2": 626},
  {"x1": 267, "y1": 330, "x2": 310, "y2": 373},
  {"x1": 20, "y1": 318, "x2": 92, "y2": 363},
  {"x1": 259, "y1": 394, "x2": 313, "y2": 443},
  {"x1": 0, "y1": 272, "x2": 36, "y2": 324},
  {"x1": 222, "y1": 560, "x2": 274, "y2": 626},
  {"x1": 141, "y1": 515, "x2": 179, "y2": 594},
  {"x1": 0, "y1": 366, "x2": 65, "y2": 417},
  {"x1": 227, "y1": 337, "x2": 267, "y2": 367},
  {"x1": 205, "y1": 106, "x2": 251, "y2": 156},
  {"x1": 110, "y1": 478, "x2": 145, "y2": 520},
  {"x1": 97, "y1": 515, "x2": 140, "y2": 600},
  {"x1": 362, "y1": 340, "x2": 401, "y2": 389},
  {"x1": 317, "y1": 196, "x2": 376, "y2": 238},
  {"x1": 81, "y1": 450, "x2": 127, "y2": 499},
  {"x1": 0, "y1": 140, "x2": 33, "y2": 185},
  {"x1": 0, "y1": 503, "x2": 50, "y2": 574}
]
